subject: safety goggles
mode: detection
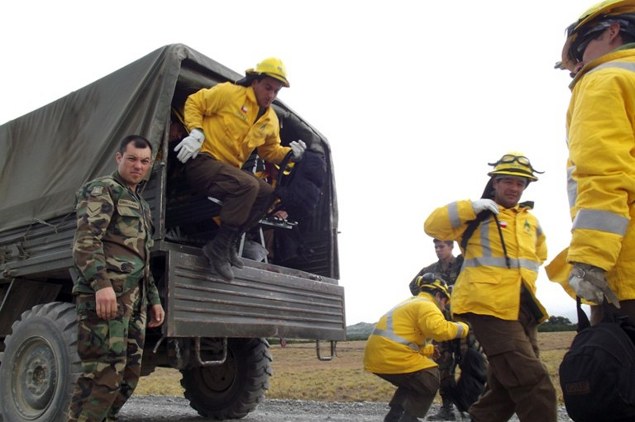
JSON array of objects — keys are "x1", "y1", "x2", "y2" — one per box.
[{"x1": 488, "y1": 155, "x2": 543, "y2": 174}]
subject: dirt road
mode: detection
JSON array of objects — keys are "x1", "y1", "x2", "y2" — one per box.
[
  {"x1": 117, "y1": 396, "x2": 573, "y2": 421},
  {"x1": 0, "y1": 396, "x2": 573, "y2": 421}
]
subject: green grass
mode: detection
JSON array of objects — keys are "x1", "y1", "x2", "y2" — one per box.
[{"x1": 136, "y1": 332, "x2": 576, "y2": 403}]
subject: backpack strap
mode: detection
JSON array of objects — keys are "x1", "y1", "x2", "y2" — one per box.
[
  {"x1": 273, "y1": 150, "x2": 295, "y2": 194},
  {"x1": 576, "y1": 296, "x2": 591, "y2": 332},
  {"x1": 460, "y1": 211, "x2": 491, "y2": 251}
]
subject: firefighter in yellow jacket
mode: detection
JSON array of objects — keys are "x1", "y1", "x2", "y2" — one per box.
[
  {"x1": 363, "y1": 274, "x2": 469, "y2": 422},
  {"x1": 552, "y1": 0, "x2": 635, "y2": 325},
  {"x1": 174, "y1": 58, "x2": 306, "y2": 281},
  {"x1": 424, "y1": 152, "x2": 557, "y2": 422}
]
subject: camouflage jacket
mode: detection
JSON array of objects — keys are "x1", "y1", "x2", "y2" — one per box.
[{"x1": 72, "y1": 171, "x2": 160, "y2": 305}]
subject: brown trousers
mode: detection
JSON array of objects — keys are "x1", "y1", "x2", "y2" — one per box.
[
  {"x1": 458, "y1": 306, "x2": 557, "y2": 422},
  {"x1": 186, "y1": 154, "x2": 274, "y2": 228},
  {"x1": 377, "y1": 367, "x2": 440, "y2": 418}
]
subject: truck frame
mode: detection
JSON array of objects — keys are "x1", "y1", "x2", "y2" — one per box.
[{"x1": 0, "y1": 44, "x2": 345, "y2": 421}]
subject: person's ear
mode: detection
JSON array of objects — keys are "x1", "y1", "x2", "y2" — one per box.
[{"x1": 609, "y1": 22, "x2": 622, "y2": 42}]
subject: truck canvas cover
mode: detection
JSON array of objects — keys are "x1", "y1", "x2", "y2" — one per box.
[{"x1": 0, "y1": 44, "x2": 335, "y2": 234}]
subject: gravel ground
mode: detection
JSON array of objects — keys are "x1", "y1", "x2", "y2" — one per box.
[
  {"x1": 115, "y1": 396, "x2": 574, "y2": 421},
  {"x1": 0, "y1": 397, "x2": 574, "y2": 421}
]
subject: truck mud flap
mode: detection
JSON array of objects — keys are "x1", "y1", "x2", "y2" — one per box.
[{"x1": 162, "y1": 247, "x2": 346, "y2": 341}]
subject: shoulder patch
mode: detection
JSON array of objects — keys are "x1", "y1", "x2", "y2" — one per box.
[
  {"x1": 90, "y1": 186, "x2": 104, "y2": 196},
  {"x1": 86, "y1": 202, "x2": 102, "y2": 216}
]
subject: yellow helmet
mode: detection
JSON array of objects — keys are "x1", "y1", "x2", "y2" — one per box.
[
  {"x1": 416, "y1": 273, "x2": 451, "y2": 299},
  {"x1": 557, "y1": 0, "x2": 635, "y2": 71},
  {"x1": 245, "y1": 57, "x2": 290, "y2": 87},
  {"x1": 487, "y1": 152, "x2": 543, "y2": 182}
]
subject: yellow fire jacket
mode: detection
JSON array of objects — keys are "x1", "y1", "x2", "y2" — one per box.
[
  {"x1": 184, "y1": 82, "x2": 291, "y2": 168},
  {"x1": 363, "y1": 292, "x2": 468, "y2": 375},
  {"x1": 555, "y1": 47, "x2": 635, "y2": 301},
  {"x1": 424, "y1": 200, "x2": 548, "y2": 322}
]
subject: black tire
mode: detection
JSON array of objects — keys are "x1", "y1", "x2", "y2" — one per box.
[
  {"x1": 180, "y1": 338, "x2": 272, "y2": 420},
  {"x1": 0, "y1": 302, "x2": 81, "y2": 422}
]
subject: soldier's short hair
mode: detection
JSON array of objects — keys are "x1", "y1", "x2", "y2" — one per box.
[
  {"x1": 119, "y1": 135, "x2": 152, "y2": 154},
  {"x1": 433, "y1": 238, "x2": 453, "y2": 247}
]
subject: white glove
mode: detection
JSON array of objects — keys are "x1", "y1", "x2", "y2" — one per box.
[
  {"x1": 289, "y1": 140, "x2": 306, "y2": 161},
  {"x1": 174, "y1": 128, "x2": 205, "y2": 163},
  {"x1": 568, "y1": 262, "x2": 620, "y2": 307},
  {"x1": 471, "y1": 198, "x2": 499, "y2": 215}
]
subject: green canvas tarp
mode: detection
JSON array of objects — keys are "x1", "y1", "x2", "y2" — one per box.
[{"x1": 0, "y1": 44, "x2": 241, "y2": 232}]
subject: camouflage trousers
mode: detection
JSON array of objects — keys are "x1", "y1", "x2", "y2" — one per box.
[
  {"x1": 436, "y1": 338, "x2": 459, "y2": 395},
  {"x1": 68, "y1": 286, "x2": 147, "y2": 422}
]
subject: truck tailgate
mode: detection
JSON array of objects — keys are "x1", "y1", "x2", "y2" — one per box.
[{"x1": 160, "y1": 243, "x2": 346, "y2": 340}]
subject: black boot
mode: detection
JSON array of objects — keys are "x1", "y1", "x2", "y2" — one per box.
[
  {"x1": 397, "y1": 410, "x2": 420, "y2": 422},
  {"x1": 202, "y1": 225, "x2": 238, "y2": 281},
  {"x1": 427, "y1": 398, "x2": 456, "y2": 421},
  {"x1": 227, "y1": 230, "x2": 244, "y2": 269},
  {"x1": 384, "y1": 404, "x2": 404, "y2": 422}
]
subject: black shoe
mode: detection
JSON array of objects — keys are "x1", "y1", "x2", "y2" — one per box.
[
  {"x1": 228, "y1": 242, "x2": 244, "y2": 269},
  {"x1": 427, "y1": 405, "x2": 456, "y2": 420},
  {"x1": 202, "y1": 226, "x2": 239, "y2": 281},
  {"x1": 203, "y1": 240, "x2": 234, "y2": 281},
  {"x1": 384, "y1": 404, "x2": 404, "y2": 422},
  {"x1": 397, "y1": 411, "x2": 420, "y2": 422}
]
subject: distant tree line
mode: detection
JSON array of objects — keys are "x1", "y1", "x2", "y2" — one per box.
[
  {"x1": 344, "y1": 317, "x2": 576, "y2": 341},
  {"x1": 538, "y1": 315, "x2": 576, "y2": 332}
]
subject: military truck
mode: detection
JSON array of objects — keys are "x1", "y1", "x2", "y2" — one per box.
[{"x1": 0, "y1": 44, "x2": 345, "y2": 421}]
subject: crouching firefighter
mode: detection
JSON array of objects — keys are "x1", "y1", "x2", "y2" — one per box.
[{"x1": 363, "y1": 274, "x2": 470, "y2": 422}]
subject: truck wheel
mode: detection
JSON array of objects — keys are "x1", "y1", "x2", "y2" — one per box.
[
  {"x1": 0, "y1": 302, "x2": 81, "y2": 422},
  {"x1": 180, "y1": 338, "x2": 272, "y2": 420}
]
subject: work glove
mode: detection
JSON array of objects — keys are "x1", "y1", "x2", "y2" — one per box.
[
  {"x1": 568, "y1": 262, "x2": 620, "y2": 307},
  {"x1": 174, "y1": 128, "x2": 205, "y2": 163},
  {"x1": 471, "y1": 198, "x2": 499, "y2": 215},
  {"x1": 289, "y1": 140, "x2": 306, "y2": 161}
]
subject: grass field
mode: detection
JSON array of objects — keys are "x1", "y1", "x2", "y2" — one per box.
[{"x1": 136, "y1": 331, "x2": 576, "y2": 403}]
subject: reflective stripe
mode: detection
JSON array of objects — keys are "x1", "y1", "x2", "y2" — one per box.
[
  {"x1": 468, "y1": 209, "x2": 541, "y2": 271},
  {"x1": 572, "y1": 60, "x2": 635, "y2": 88},
  {"x1": 588, "y1": 61, "x2": 635, "y2": 75},
  {"x1": 463, "y1": 256, "x2": 540, "y2": 272},
  {"x1": 372, "y1": 327, "x2": 421, "y2": 352},
  {"x1": 449, "y1": 202, "x2": 461, "y2": 229},
  {"x1": 479, "y1": 220, "x2": 493, "y2": 257},
  {"x1": 572, "y1": 208, "x2": 628, "y2": 235},
  {"x1": 567, "y1": 165, "x2": 577, "y2": 209},
  {"x1": 371, "y1": 297, "x2": 430, "y2": 351},
  {"x1": 536, "y1": 223, "x2": 543, "y2": 238}
]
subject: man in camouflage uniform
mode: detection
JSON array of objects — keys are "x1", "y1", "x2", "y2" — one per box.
[
  {"x1": 409, "y1": 239, "x2": 463, "y2": 296},
  {"x1": 409, "y1": 239, "x2": 465, "y2": 421},
  {"x1": 68, "y1": 135, "x2": 165, "y2": 422}
]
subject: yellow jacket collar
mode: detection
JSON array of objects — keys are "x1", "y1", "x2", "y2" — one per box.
[{"x1": 570, "y1": 45, "x2": 635, "y2": 89}]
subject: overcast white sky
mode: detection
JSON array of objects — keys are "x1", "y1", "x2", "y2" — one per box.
[{"x1": 1, "y1": 0, "x2": 599, "y2": 324}]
